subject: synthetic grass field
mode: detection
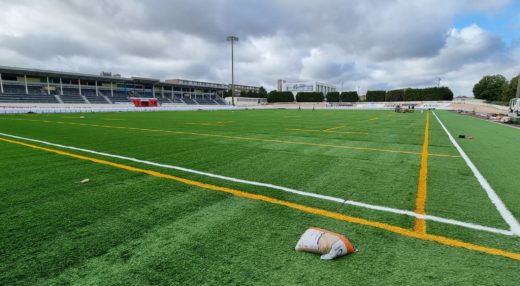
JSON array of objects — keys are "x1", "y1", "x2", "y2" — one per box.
[{"x1": 0, "y1": 109, "x2": 519, "y2": 285}]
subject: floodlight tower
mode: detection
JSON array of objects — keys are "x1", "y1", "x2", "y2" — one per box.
[{"x1": 227, "y1": 36, "x2": 239, "y2": 106}]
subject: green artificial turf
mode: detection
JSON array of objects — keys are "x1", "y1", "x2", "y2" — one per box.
[
  {"x1": 434, "y1": 111, "x2": 520, "y2": 218},
  {"x1": 0, "y1": 109, "x2": 519, "y2": 285}
]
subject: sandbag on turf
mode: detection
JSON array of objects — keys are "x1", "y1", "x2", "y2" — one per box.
[{"x1": 295, "y1": 227, "x2": 356, "y2": 260}]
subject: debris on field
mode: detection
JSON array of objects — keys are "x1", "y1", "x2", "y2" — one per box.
[{"x1": 295, "y1": 227, "x2": 357, "y2": 260}]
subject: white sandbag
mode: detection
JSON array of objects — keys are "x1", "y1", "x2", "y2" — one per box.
[{"x1": 295, "y1": 227, "x2": 356, "y2": 260}]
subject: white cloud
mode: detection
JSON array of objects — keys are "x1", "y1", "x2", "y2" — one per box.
[{"x1": 0, "y1": 0, "x2": 518, "y2": 95}]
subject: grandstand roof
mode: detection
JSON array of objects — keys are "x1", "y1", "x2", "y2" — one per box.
[
  {"x1": 0, "y1": 65, "x2": 249, "y2": 90},
  {"x1": 0, "y1": 65, "x2": 130, "y2": 82}
]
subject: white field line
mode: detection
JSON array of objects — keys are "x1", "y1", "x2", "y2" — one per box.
[
  {"x1": 0, "y1": 131, "x2": 514, "y2": 237},
  {"x1": 432, "y1": 111, "x2": 520, "y2": 236}
]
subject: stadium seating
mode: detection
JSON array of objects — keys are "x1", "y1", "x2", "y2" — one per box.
[
  {"x1": 157, "y1": 97, "x2": 173, "y2": 104},
  {"x1": 28, "y1": 86, "x2": 44, "y2": 95},
  {"x1": 0, "y1": 82, "x2": 227, "y2": 106},
  {"x1": 195, "y1": 97, "x2": 218, "y2": 105},
  {"x1": 84, "y1": 94, "x2": 110, "y2": 104},
  {"x1": 215, "y1": 98, "x2": 227, "y2": 105},
  {"x1": 81, "y1": 88, "x2": 98, "y2": 96},
  {"x1": 62, "y1": 87, "x2": 80, "y2": 96},
  {"x1": 2, "y1": 84, "x2": 27, "y2": 94},
  {"x1": 172, "y1": 94, "x2": 184, "y2": 103},
  {"x1": 60, "y1": 94, "x2": 87, "y2": 104},
  {"x1": 0, "y1": 93, "x2": 59, "y2": 103},
  {"x1": 182, "y1": 97, "x2": 197, "y2": 105}
]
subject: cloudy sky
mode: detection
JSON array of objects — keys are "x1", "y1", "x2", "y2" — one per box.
[{"x1": 0, "y1": 0, "x2": 519, "y2": 95}]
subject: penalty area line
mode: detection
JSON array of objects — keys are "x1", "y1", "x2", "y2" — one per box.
[{"x1": 0, "y1": 131, "x2": 513, "y2": 237}]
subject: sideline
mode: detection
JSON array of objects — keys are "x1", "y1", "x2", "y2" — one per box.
[
  {"x1": 0, "y1": 131, "x2": 512, "y2": 237},
  {"x1": 0, "y1": 135, "x2": 518, "y2": 261}
]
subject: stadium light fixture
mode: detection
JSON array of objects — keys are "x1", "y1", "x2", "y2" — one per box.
[{"x1": 227, "y1": 36, "x2": 239, "y2": 106}]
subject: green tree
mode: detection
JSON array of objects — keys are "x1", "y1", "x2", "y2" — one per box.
[
  {"x1": 267, "y1": 91, "x2": 294, "y2": 103},
  {"x1": 366, "y1": 90, "x2": 386, "y2": 102},
  {"x1": 295, "y1": 92, "x2": 324, "y2": 102},
  {"x1": 258, "y1": 86, "x2": 268, "y2": 98},
  {"x1": 326, "y1": 92, "x2": 340, "y2": 102},
  {"x1": 385, "y1": 89, "x2": 404, "y2": 101},
  {"x1": 501, "y1": 76, "x2": 518, "y2": 102},
  {"x1": 473, "y1": 75, "x2": 507, "y2": 101},
  {"x1": 340, "y1": 91, "x2": 359, "y2": 102}
]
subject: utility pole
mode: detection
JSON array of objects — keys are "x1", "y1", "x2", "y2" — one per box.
[
  {"x1": 226, "y1": 36, "x2": 239, "y2": 106},
  {"x1": 437, "y1": 77, "x2": 441, "y2": 87}
]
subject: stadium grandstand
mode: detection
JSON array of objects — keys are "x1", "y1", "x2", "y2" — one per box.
[{"x1": 0, "y1": 66, "x2": 251, "y2": 106}]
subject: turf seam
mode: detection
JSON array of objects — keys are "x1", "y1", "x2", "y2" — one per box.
[{"x1": 0, "y1": 135, "x2": 519, "y2": 261}]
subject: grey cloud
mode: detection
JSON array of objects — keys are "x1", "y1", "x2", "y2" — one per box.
[
  {"x1": 0, "y1": 0, "x2": 517, "y2": 95},
  {"x1": 0, "y1": 34, "x2": 91, "y2": 59}
]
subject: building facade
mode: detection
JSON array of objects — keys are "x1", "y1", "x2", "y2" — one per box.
[
  {"x1": 277, "y1": 79, "x2": 336, "y2": 95},
  {"x1": 0, "y1": 66, "x2": 240, "y2": 105}
]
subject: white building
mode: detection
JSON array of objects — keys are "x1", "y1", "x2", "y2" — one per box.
[{"x1": 277, "y1": 79, "x2": 336, "y2": 95}]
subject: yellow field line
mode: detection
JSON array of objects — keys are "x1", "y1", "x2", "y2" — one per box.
[
  {"x1": 0, "y1": 136, "x2": 518, "y2": 261},
  {"x1": 0, "y1": 117, "x2": 460, "y2": 158},
  {"x1": 185, "y1": 121, "x2": 235, "y2": 127},
  {"x1": 323, "y1": 125, "x2": 345, "y2": 131},
  {"x1": 414, "y1": 111, "x2": 430, "y2": 233},
  {"x1": 285, "y1": 128, "x2": 368, "y2": 135},
  {"x1": 185, "y1": 123, "x2": 225, "y2": 126},
  {"x1": 369, "y1": 117, "x2": 379, "y2": 121}
]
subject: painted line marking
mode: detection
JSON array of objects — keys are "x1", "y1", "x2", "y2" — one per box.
[
  {"x1": 323, "y1": 125, "x2": 346, "y2": 131},
  {"x1": 285, "y1": 128, "x2": 368, "y2": 135},
  {"x1": 369, "y1": 117, "x2": 379, "y2": 121},
  {"x1": 0, "y1": 132, "x2": 511, "y2": 237},
  {"x1": 60, "y1": 116, "x2": 84, "y2": 119},
  {"x1": 0, "y1": 135, "x2": 518, "y2": 261},
  {"x1": 185, "y1": 123, "x2": 225, "y2": 126},
  {"x1": 101, "y1": 118, "x2": 126, "y2": 121},
  {"x1": 414, "y1": 111, "x2": 430, "y2": 233},
  {"x1": 0, "y1": 117, "x2": 460, "y2": 158},
  {"x1": 432, "y1": 111, "x2": 520, "y2": 236},
  {"x1": 185, "y1": 121, "x2": 234, "y2": 127}
]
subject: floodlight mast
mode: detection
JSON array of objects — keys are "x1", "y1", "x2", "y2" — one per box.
[{"x1": 227, "y1": 36, "x2": 239, "y2": 106}]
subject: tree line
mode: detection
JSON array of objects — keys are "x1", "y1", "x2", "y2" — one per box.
[
  {"x1": 225, "y1": 86, "x2": 455, "y2": 103},
  {"x1": 366, "y1": 87, "x2": 453, "y2": 102},
  {"x1": 473, "y1": 74, "x2": 518, "y2": 102}
]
